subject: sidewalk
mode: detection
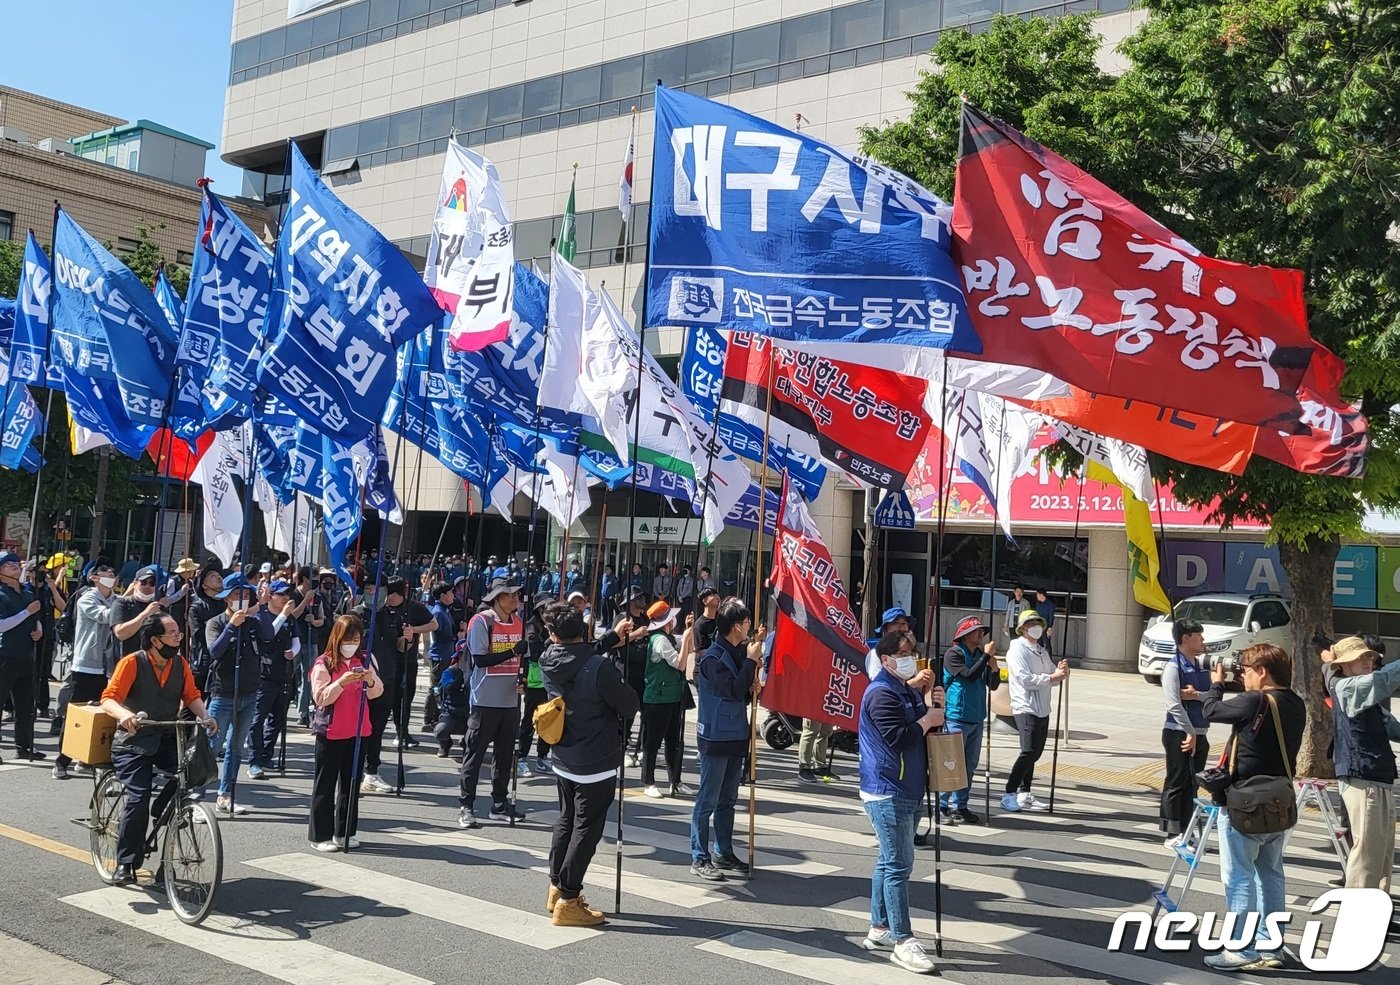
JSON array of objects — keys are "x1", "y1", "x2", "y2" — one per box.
[{"x1": 0, "y1": 932, "x2": 130, "y2": 985}]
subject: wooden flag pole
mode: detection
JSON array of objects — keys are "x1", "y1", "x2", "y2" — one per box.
[{"x1": 746, "y1": 342, "x2": 777, "y2": 879}]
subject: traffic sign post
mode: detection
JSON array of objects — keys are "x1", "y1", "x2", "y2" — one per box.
[{"x1": 874, "y1": 491, "x2": 916, "y2": 530}]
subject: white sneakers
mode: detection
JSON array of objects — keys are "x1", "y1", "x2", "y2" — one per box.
[
  {"x1": 860, "y1": 928, "x2": 895, "y2": 951},
  {"x1": 335, "y1": 836, "x2": 361, "y2": 850},
  {"x1": 361, "y1": 773, "x2": 394, "y2": 794},
  {"x1": 643, "y1": 785, "x2": 664, "y2": 799},
  {"x1": 312, "y1": 840, "x2": 339, "y2": 853},
  {"x1": 891, "y1": 938, "x2": 936, "y2": 974},
  {"x1": 999, "y1": 793, "x2": 1021, "y2": 813},
  {"x1": 1017, "y1": 792, "x2": 1050, "y2": 812}
]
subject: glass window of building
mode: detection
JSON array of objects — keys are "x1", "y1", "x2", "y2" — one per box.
[
  {"x1": 487, "y1": 85, "x2": 524, "y2": 126},
  {"x1": 685, "y1": 34, "x2": 733, "y2": 82},
  {"x1": 561, "y1": 66, "x2": 602, "y2": 110},
  {"x1": 311, "y1": 9, "x2": 342, "y2": 46},
  {"x1": 522, "y1": 75, "x2": 563, "y2": 118},
  {"x1": 833, "y1": 0, "x2": 886, "y2": 50},
  {"x1": 357, "y1": 115, "x2": 390, "y2": 153},
  {"x1": 388, "y1": 108, "x2": 421, "y2": 148},
  {"x1": 0, "y1": 210, "x2": 14, "y2": 242},
  {"x1": 419, "y1": 101, "x2": 453, "y2": 142},
  {"x1": 600, "y1": 56, "x2": 644, "y2": 102},
  {"x1": 779, "y1": 10, "x2": 832, "y2": 63},
  {"x1": 732, "y1": 22, "x2": 780, "y2": 72},
  {"x1": 884, "y1": 0, "x2": 941, "y2": 38}
]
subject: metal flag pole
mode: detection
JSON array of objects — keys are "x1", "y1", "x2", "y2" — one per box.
[
  {"x1": 1048, "y1": 463, "x2": 1085, "y2": 815},
  {"x1": 746, "y1": 342, "x2": 777, "y2": 879},
  {"x1": 20, "y1": 209, "x2": 65, "y2": 564},
  {"x1": 395, "y1": 338, "x2": 434, "y2": 796},
  {"x1": 929, "y1": 356, "x2": 955, "y2": 958},
  {"x1": 978, "y1": 400, "x2": 1008, "y2": 828}
]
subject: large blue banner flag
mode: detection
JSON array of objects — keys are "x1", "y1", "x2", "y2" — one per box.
[
  {"x1": 261, "y1": 143, "x2": 441, "y2": 443},
  {"x1": 51, "y1": 209, "x2": 179, "y2": 427},
  {"x1": 177, "y1": 186, "x2": 273, "y2": 437},
  {"x1": 0, "y1": 297, "x2": 13, "y2": 351},
  {"x1": 386, "y1": 331, "x2": 492, "y2": 485},
  {"x1": 647, "y1": 85, "x2": 980, "y2": 359},
  {"x1": 11, "y1": 233, "x2": 59, "y2": 386},
  {"x1": 680, "y1": 323, "x2": 827, "y2": 501},
  {"x1": 0, "y1": 382, "x2": 45, "y2": 471}
]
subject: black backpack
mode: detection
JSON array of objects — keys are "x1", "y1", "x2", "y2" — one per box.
[{"x1": 56, "y1": 586, "x2": 90, "y2": 647}]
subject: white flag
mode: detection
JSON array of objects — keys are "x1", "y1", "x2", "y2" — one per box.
[
  {"x1": 424, "y1": 139, "x2": 515, "y2": 352},
  {"x1": 1053, "y1": 423, "x2": 1153, "y2": 503},
  {"x1": 538, "y1": 444, "x2": 592, "y2": 529},
  {"x1": 952, "y1": 391, "x2": 1042, "y2": 541},
  {"x1": 191, "y1": 432, "x2": 244, "y2": 567},
  {"x1": 619, "y1": 118, "x2": 635, "y2": 219}
]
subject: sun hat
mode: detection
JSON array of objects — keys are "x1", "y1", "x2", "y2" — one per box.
[
  {"x1": 1016, "y1": 609, "x2": 1045, "y2": 631},
  {"x1": 953, "y1": 615, "x2": 990, "y2": 640},
  {"x1": 1323, "y1": 636, "x2": 1380, "y2": 666},
  {"x1": 646, "y1": 601, "x2": 676, "y2": 632}
]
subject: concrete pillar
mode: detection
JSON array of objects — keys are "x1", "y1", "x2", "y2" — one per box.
[
  {"x1": 808, "y1": 483, "x2": 856, "y2": 594},
  {"x1": 1084, "y1": 527, "x2": 1146, "y2": 672}
]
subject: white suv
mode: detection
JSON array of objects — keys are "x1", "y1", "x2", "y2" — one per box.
[{"x1": 1138, "y1": 593, "x2": 1293, "y2": 684}]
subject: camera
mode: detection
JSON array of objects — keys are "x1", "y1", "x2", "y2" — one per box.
[{"x1": 1209, "y1": 652, "x2": 1240, "y2": 675}]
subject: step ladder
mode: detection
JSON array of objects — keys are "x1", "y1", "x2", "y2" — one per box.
[
  {"x1": 1285, "y1": 778, "x2": 1351, "y2": 871},
  {"x1": 1152, "y1": 797, "x2": 1219, "y2": 917}
]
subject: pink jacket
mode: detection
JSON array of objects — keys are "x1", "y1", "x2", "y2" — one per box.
[{"x1": 310, "y1": 657, "x2": 384, "y2": 740}]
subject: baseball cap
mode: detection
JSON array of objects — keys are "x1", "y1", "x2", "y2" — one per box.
[
  {"x1": 567, "y1": 590, "x2": 586, "y2": 603},
  {"x1": 217, "y1": 572, "x2": 255, "y2": 599},
  {"x1": 269, "y1": 579, "x2": 292, "y2": 595},
  {"x1": 880, "y1": 607, "x2": 909, "y2": 628},
  {"x1": 133, "y1": 565, "x2": 161, "y2": 583},
  {"x1": 0, "y1": 551, "x2": 20, "y2": 567}
]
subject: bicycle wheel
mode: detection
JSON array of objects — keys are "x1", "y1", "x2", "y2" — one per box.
[
  {"x1": 162, "y1": 800, "x2": 222, "y2": 925},
  {"x1": 89, "y1": 770, "x2": 122, "y2": 885}
]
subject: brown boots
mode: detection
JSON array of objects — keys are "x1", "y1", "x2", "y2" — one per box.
[
  {"x1": 546, "y1": 884, "x2": 560, "y2": 913},
  {"x1": 551, "y1": 894, "x2": 606, "y2": 927}
]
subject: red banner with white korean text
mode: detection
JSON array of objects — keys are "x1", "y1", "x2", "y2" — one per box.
[
  {"x1": 763, "y1": 612, "x2": 867, "y2": 731},
  {"x1": 952, "y1": 103, "x2": 1345, "y2": 429},
  {"x1": 721, "y1": 332, "x2": 930, "y2": 491},
  {"x1": 768, "y1": 473, "x2": 868, "y2": 675}
]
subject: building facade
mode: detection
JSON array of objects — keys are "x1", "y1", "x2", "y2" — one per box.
[{"x1": 222, "y1": 0, "x2": 1398, "y2": 671}]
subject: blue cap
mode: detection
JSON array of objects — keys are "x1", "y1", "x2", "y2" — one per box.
[
  {"x1": 0, "y1": 551, "x2": 20, "y2": 567},
  {"x1": 133, "y1": 565, "x2": 161, "y2": 583},
  {"x1": 268, "y1": 579, "x2": 291, "y2": 595},
  {"x1": 880, "y1": 607, "x2": 909, "y2": 628},
  {"x1": 216, "y1": 572, "x2": 255, "y2": 599}
]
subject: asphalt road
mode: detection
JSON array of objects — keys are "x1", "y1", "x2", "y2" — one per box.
[{"x1": 0, "y1": 671, "x2": 1394, "y2": 985}]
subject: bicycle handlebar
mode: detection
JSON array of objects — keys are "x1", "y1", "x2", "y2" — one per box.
[{"x1": 132, "y1": 714, "x2": 210, "y2": 728}]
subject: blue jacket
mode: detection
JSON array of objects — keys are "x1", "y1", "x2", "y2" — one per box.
[
  {"x1": 859, "y1": 669, "x2": 929, "y2": 801},
  {"x1": 696, "y1": 636, "x2": 755, "y2": 747},
  {"x1": 942, "y1": 641, "x2": 999, "y2": 723},
  {"x1": 428, "y1": 601, "x2": 457, "y2": 664}
]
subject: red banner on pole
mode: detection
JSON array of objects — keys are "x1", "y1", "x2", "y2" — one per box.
[
  {"x1": 722, "y1": 332, "x2": 930, "y2": 491},
  {"x1": 953, "y1": 104, "x2": 1345, "y2": 429},
  {"x1": 763, "y1": 612, "x2": 867, "y2": 731}
]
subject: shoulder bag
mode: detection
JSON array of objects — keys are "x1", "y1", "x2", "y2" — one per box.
[{"x1": 1223, "y1": 692, "x2": 1297, "y2": 834}]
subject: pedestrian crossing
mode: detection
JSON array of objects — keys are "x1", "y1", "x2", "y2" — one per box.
[{"x1": 33, "y1": 703, "x2": 1383, "y2": 985}]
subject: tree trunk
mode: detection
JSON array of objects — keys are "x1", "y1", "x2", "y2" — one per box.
[{"x1": 1278, "y1": 534, "x2": 1338, "y2": 778}]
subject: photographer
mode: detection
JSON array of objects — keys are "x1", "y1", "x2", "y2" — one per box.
[
  {"x1": 1322, "y1": 636, "x2": 1400, "y2": 891},
  {"x1": 1199, "y1": 643, "x2": 1305, "y2": 972},
  {"x1": 1160, "y1": 618, "x2": 1212, "y2": 850}
]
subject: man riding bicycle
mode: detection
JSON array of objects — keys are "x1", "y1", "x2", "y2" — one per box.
[{"x1": 99, "y1": 613, "x2": 216, "y2": 885}]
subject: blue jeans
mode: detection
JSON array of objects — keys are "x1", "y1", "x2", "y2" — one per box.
[
  {"x1": 938, "y1": 719, "x2": 984, "y2": 811},
  {"x1": 296, "y1": 649, "x2": 315, "y2": 720},
  {"x1": 1216, "y1": 809, "x2": 1288, "y2": 958},
  {"x1": 690, "y1": 751, "x2": 744, "y2": 862},
  {"x1": 864, "y1": 795, "x2": 921, "y2": 941},
  {"x1": 208, "y1": 692, "x2": 257, "y2": 798}
]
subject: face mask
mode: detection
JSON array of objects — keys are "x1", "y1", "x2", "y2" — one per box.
[
  {"x1": 340, "y1": 643, "x2": 359, "y2": 658},
  {"x1": 892, "y1": 655, "x2": 919, "y2": 680},
  {"x1": 1026, "y1": 625, "x2": 1045, "y2": 641},
  {"x1": 97, "y1": 576, "x2": 117, "y2": 590},
  {"x1": 134, "y1": 588, "x2": 155, "y2": 602}
]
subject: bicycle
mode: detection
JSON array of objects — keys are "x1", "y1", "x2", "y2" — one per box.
[{"x1": 79, "y1": 717, "x2": 224, "y2": 925}]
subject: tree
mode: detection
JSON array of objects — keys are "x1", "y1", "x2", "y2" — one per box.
[
  {"x1": 119, "y1": 223, "x2": 191, "y2": 296},
  {"x1": 860, "y1": 5, "x2": 1400, "y2": 776},
  {"x1": 0, "y1": 239, "x2": 22, "y2": 298}
]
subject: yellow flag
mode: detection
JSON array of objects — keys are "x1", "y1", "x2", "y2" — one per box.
[{"x1": 1086, "y1": 462, "x2": 1172, "y2": 614}]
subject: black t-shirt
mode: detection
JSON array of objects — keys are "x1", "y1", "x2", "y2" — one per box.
[
  {"x1": 693, "y1": 615, "x2": 717, "y2": 654},
  {"x1": 111, "y1": 596, "x2": 149, "y2": 658},
  {"x1": 1202, "y1": 686, "x2": 1306, "y2": 784}
]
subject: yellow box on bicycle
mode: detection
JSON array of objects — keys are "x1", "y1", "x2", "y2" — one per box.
[{"x1": 63, "y1": 703, "x2": 117, "y2": 766}]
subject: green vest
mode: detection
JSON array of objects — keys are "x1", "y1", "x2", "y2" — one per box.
[{"x1": 644, "y1": 633, "x2": 684, "y2": 704}]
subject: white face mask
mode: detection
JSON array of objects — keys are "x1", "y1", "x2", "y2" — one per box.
[
  {"x1": 892, "y1": 655, "x2": 919, "y2": 680},
  {"x1": 1026, "y1": 625, "x2": 1045, "y2": 641},
  {"x1": 97, "y1": 576, "x2": 117, "y2": 590},
  {"x1": 340, "y1": 643, "x2": 360, "y2": 658},
  {"x1": 134, "y1": 588, "x2": 155, "y2": 602}
]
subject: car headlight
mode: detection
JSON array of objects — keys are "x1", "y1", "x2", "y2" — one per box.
[
  {"x1": 1140, "y1": 634, "x2": 1150, "y2": 649},
  {"x1": 1206, "y1": 639, "x2": 1232, "y2": 653}
]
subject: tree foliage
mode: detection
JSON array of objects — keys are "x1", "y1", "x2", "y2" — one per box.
[
  {"x1": 0, "y1": 240, "x2": 21, "y2": 299},
  {"x1": 861, "y1": 4, "x2": 1400, "y2": 774}
]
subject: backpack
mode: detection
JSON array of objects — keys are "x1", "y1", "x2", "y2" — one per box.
[{"x1": 56, "y1": 586, "x2": 90, "y2": 647}]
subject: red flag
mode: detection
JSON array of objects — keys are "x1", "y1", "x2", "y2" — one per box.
[
  {"x1": 722, "y1": 332, "x2": 931, "y2": 490},
  {"x1": 146, "y1": 430, "x2": 213, "y2": 481},
  {"x1": 764, "y1": 473, "x2": 868, "y2": 728},
  {"x1": 763, "y1": 613, "x2": 867, "y2": 731},
  {"x1": 953, "y1": 103, "x2": 1344, "y2": 429}
]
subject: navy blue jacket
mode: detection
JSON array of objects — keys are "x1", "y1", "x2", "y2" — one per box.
[
  {"x1": 696, "y1": 635, "x2": 756, "y2": 753},
  {"x1": 859, "y1": 669, "x2": 930, "y2": 801}
]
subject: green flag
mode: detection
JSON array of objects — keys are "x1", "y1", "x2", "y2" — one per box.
[{"x1": 558, "y1": 172, "x2": 577, "y2": 263}]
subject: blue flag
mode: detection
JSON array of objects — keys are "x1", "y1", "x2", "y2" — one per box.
[
  {"x1": 153, "y1": 269, "x2": 185, "y2": 331},
  {"x1": 0, "y1": 382, "x2": 44, "y2": 471},
  {"x1": 261, "y1": 143, "x2": 441, "y2": 443},
  {"x1": 386, "y1": 332, "x2": 492, "y2": 484},
  {"x1": 647, "y1": 85, "x2": 980, "y2": 357},
  {"x1": 11, "y1": 233, "x2": 59, "y2": 386},
  {"x1": 51, "y1": 209, "x2": 179, "y2": 427},
  {"x1": 319, "y1": 435, "x2": 363, "y2": 586},
  {"x1": 363, "y1": 428, "x2": 401, "y2": 522},
  {"x1": 680, "y1": 324, "x2": 827, "y2": 501},
  {"x1": 60, "y1": 372, "x2": 154, "y2": 458},
  {"x1": 0, "y1": 297, "x2": 13, "y2": 351},
  {"x1": 177, "y1": 188, "x2": 273, "y2": 437}
]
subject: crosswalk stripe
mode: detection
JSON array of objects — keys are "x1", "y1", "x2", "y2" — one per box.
[
  {"x1": 0, "y1": 764, "x2": 27, "y2": 774},
  {"x1": 696, "y1": 930, "x2": 958, "y2": 985},
  {"x1": 823, "y1": 898, "x2": 1244, "y2": 985},
  {"x1": 644, "y1": 806, "x2": 881, "y2": 850},
  {"x1": 386, "y1": 828, "x2": 724, "y2": 909},
  {"x1": 938, "y1": 867, "x2": 1129, "y2": 917},
  {"x1": 534, "y1": 810, "x2": 842, "y2": 878},
  {"x1": 244, "y1": 852, "x2": 601, "y2": 948},
  {"x1": 1071, "y1": 834, "x2": 1342, "y2": 887},
  {"x1": 61, "y1": 888, "x2": 432, "y2": 985}
]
